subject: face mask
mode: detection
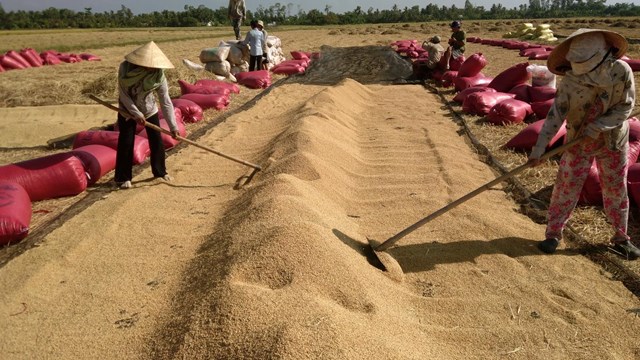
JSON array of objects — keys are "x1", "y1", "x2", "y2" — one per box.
[{"x1": 569, "y1": 48, "x2": 609, "y2": 75}]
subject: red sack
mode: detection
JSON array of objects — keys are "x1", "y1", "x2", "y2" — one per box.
[
  {"x1": 273, "y1": 59, "x2": 309, "y2": 69},
  {"x1": 235, "y1": 70, "x2": 272, "y2": 89},
  {"x1": 0, "y1": 62, "x2": 4, "y2": 72},
  {"x1": 441, "y1": 70, "x2": 458, "y2": 88},
  {"x1": 578, "y1": 160, "x2": 602, "y2": 206},
  {"x1": 488, "y1": 62, "x2": 531, "y2": 93},
  {"x1": 531, "y1": 99, "x2": 555, "y2": 119},
  {"x1": 453, "y1": 73, "x2": 492, "y2": 92},
  {"x1": 272, "y1": 64, "x2": 305, "y2": 75},
  {"x1": 291, "y1": 51, "x2": 311, "y2": 60},
  {"x1": 449, "y1": 55, "x2": 465, "y2": 71},
  {"x1": 508, "y1": 83, "x2": 531, "y2": 102},
  {"x1": 0, "y1": 153, "x2": 88, "y2": 201},
  {"x1": 5, "y1": 50, "x2": 31, "y2": 68},
  {"x1": 71, "y1": 144, "x2": 117, "y2": 185},
  {"x1": 529, "y1": 52, "x2": 551, "y2": 60},
  {"x1": 1, "y1": 54, "x2": 26, "y2": 70},
  {"x1": 463, "y1": 91, "x2": 516, "y2": 116},
  {"x1": 519, "y1": 48, "x2": 546, "y2": 58},
  {"x1": 505, "y1": 119, "x2": 567, "y2": 152},
  {"x1": 628, "y1": 163, "x2": 640, "y2": 206},
  {"x1": 457, "y1": 53, "x2": 487, "y2": 78},
  {"x1": 194, "y1": 79, "x2": 240, "y2": 94},
  {"x1": 529, "y1": 86, "x2": 556, "y2": 103},
  {"x1": 138, "y1": 118, "x2": 185, "y2": 149},
  {"x1": 453, "y1": 86, "x2": 495, "y2": 104},
  {"x1": 487, "y1": 99, "x2": 533, "y2": 125},
  {"x1": 19, "y1": 48, "x2": 43, "y2": 67},
  {"x1": 0, "y1": 181, "x2": 31, "y2": 246},
  {"x1": 73, "y1": 130, "x2": 150, "y2": 165},
  {"x1": 179, "y1": 80, "x2": 231, "y2": 96},
  {"x1": 628, "y1": 117, "x2": 640, "y2": 142},
  {"x1": 171, "y1": 98, "x2": 203, "y2": 123},
  {"x1": 41, "y1": 52, "x2": 62, "y2": 65},
  {"x1": 158, "y1": 106, "x2": 184, "y2": 125},
  {"x1": 80, "y1": 53, "x2": 101, "y2": 61},
  {"x1": 621, "y1": 58, "x2": 640, "y2": 72},
  {"x1": 57, "y1": 55, "x2": 79, "y2": 63},
  {"x1": 180, "y1": 93, "x2": 230, "y2": 110}
]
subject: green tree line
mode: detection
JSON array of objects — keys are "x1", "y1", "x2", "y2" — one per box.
[{"x1": 0, "y1": 1, "x2": 639, "y2": 30}]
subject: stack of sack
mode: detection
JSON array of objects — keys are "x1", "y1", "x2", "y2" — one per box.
[
  {"x1": 177, "y1": 79, "x2": 238, "y2": 110},
  {"x1": 264, "y1": 36, "x2": 286, "y2": 69},
  {"x1": 0, "y1": 48, "x2": 100, "y2": 73},
  {"x1": 503, "y1": 23, "x2": 557, "y2": 42},
  {"x1": 391, "y1": 39, "x2": 426, "y2": 59},
  {"x1": 270, "y1": 50, "x2": 318, "y2": 76},
  {"x1": 199, "y1": 44, "x2": 243, "y2": 82}
]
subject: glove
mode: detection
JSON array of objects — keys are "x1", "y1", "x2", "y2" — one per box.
[{"x1": 583, "y1": 123, "x2": 601, "y2": 139}]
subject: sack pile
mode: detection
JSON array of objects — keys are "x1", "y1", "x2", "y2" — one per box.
[
  {"x1": 0, "y1": 48, "x2": 100, "y2": 73},
  {"x1": 503, "y1": 23, "x2": 557, "y2": 42}
]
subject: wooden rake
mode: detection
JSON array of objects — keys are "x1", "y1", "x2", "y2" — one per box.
[{"x1": 89, "y1": 94, "x2": 262, "y2": 186}]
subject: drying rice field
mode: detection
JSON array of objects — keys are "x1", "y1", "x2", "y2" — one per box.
[{"x1": 1, "y1": 19, "x2": 640, "y2": 359}]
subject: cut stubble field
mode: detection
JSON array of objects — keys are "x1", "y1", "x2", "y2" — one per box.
[{"x1": 1, "y1": 19, "x2": 640, "y2": 359}]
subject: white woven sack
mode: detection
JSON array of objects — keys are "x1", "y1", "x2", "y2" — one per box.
[{"x1": 204, "y1": 60, "x2": 231, "y2": 77}]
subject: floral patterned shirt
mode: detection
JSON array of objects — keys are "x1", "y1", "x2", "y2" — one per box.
[{"x1": 531, "y1": 56, "x2": 635, "y2": 158}]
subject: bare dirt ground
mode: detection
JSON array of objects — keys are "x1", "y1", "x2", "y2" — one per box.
[{"x1": 1, "y1": 19, "x2": 640, "y2": 359}]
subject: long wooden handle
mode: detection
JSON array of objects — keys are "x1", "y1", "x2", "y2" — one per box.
[
  {"x1": 375, "y1": 137, "x2": 584, "y2": 251},
  {"x1": 89, "y1": 94, "x2": 261, "y2": 171}
]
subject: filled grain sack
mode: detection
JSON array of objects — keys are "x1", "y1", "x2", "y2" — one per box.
[
  {"x1": 0, "y1": 153, "x2": 88, "y2": 201},
  {"x1": 199, "y1": 47, "x2": 231, "y2": 63},
  {"x1": 0, "y1": 181, "x2": 31, "y2": 246},
  {"x1": 457, "y1": 53, "x2": 487, "y2": 78},
  {"x1": 627, "y1": 163, "x2": 640, "y2": 206},
  {"x1": 463, "y1": 91, "x2": 516, "y2": 116},
  {"x1": 529, "y1": 86, "x2": 556, "y2": 103},
  {"x1": 171, "y1": 98, "x2": 203, "y2": 123},
  {"x1": 488, "y1": 62, "x2": 531, "y2": 93},
  {"x1": 504, "y1": 119, "x2": 566, "y2": 152},
  {"x1": 453, "y1": 86, "x2": 495, "y2": 104},
  {"x1": 453, "y1": 73, "x2": 492, "y2": 92},
  {"x1": 235, "y1": 70, "x2": 272, "y2": 89},
  {"x1": 178, "y1": 80, "x2": 231, "y2": 96},
  {"x1": 441, "y1": 70, "x2": 458, "y2": 88},
  {"x1": 508, "y1": 83, "x2": 532, "y2": 102},
  {"x1": 138, "y1": 118, "x2": 186, "y2": 149},
  {"x1": 531, "y1": 99, "x2": 555, "y2": 119},
  {"x1": 486, "y1": 99, "x2": 533, "y2": 125},
  {"x1": 195, "y1": 79, "x2": 240, "y2": 94},
  {"x1": 73, "y1": 130, "x2": 150, "y2": 165},
  {"x1": 291, "y1": 51, "x2": 311, "y2": 60},
  {"x1": 180, "y1": 93, "x2": 230, "y2": 110},
  {"x1": 1, "y1": 54, "x2": 27, "y2": 70},
  {"x1": 71, "y1": 144, "x2": 117, "y2": 185},
  {"x1": 41, "y1": 52, "x2": 62, "y2": 65},
  {"x1": 272, "y1": 64, "x2": 305, "y2": 75},
  {"x1": 5, "y1": 50, "x2": 31, "y2": 68},
  {"x1": 19, "y1": 48, "x2": 43, "y2": 67},
  {"x1": 205, "y1": 60, "x2": 232, "y2": 78}
]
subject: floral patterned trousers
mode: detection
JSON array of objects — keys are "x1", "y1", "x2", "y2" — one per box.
[{"x1": 546, "y1": 138, "x2": 629, "y2": 242}]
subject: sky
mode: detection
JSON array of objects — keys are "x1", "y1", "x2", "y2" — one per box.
[{"x1": 2, "y1": 0, "x2": 640, "y2": 14}]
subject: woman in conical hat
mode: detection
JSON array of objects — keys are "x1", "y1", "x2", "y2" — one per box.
[
  {"x1": 527, "y1": 29, "x2": 639, "y2": 259},
  {"x1": 115, "y1": 41, "x2": 179, "y2": 189}
]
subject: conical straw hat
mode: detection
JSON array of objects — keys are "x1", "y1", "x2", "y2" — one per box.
[
  {"x1": 547, "y1": 28, "x2": 627, "y2": 75},
  {"x1": 124, "y1": 41, "x2": 174, "y2": 69}
]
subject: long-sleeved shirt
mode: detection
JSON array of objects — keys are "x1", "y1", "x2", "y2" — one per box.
[
  {"x1": 228, "y1": 0, "x2": 246, "y2": 19},
  {"x1": 422, "y1": 42, "x2": 445, "y2": 69},
  {"x1": 531, "y1": 56, "x2": 636, "y2": 158},
  {"x1": 243, "y1": 28, "x2": 265, "y2": 57},
  {"x1": 117, "y1": 62, "x2": 178, "y2": 132}
]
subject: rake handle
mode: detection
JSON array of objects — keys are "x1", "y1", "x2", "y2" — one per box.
[
  {"x1": 89, "y1": 94, "x2": 261, "y2": 172},
  {"x1": 375, "y1": 137, "x2": 584, "y2": 251}
]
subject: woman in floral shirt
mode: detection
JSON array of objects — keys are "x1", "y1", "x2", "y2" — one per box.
[{"x1": 528, "y1": 28, "x2": 639, "y2": 259}]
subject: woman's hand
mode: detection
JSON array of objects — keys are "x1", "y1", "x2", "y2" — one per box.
[
  {"x1": 170, "y1": 130, "x2": 179, "y2": 139},
  {"x1": 135, "y1": 116, "x2": 146, "y2": 126}
]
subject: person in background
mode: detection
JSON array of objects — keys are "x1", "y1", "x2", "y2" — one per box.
[
  {"x1": 528, "y1": 28, "x2": 639, "y2": 259},
  {"x1": 256, "y1": 20, "x2": 271, "y2": 70},
  {"x1": 242, "y1": 20, "x2": 266, "y2": 72},
  {"x1": 445, "y1": 20, "x2": 465, "y2": 69},
  {"x1": 228, "y1": 0, "x2": 246, "y2": 40},
  {"x1": 423, "y1": 36, "x2": 445, "y2": 72},
  {"x1": 115, "y1": 41, "x2": 179, "y2": 189}
]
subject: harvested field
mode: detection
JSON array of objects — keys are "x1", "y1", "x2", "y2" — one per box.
[{"x1": 1, "y1": 20, "x2": 640, "y2": 359}]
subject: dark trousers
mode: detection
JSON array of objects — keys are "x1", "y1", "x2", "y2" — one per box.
[
  {"x1": 249, "y1": 55, "x2": 262, "y2": 71},
  {"x1": 231, "y1": 18, "x2": 241, "y2": 40},
  {"x1": 114, "y1": 112, "x2": 166, "y2": 183}
]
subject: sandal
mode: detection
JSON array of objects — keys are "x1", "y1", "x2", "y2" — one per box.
[
  {"x1": 538, "y1": 238, "x2": 559, "y2": 254},
  {"x1": 611, "y1": 240, "x2": 640, "y2": 260}
]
